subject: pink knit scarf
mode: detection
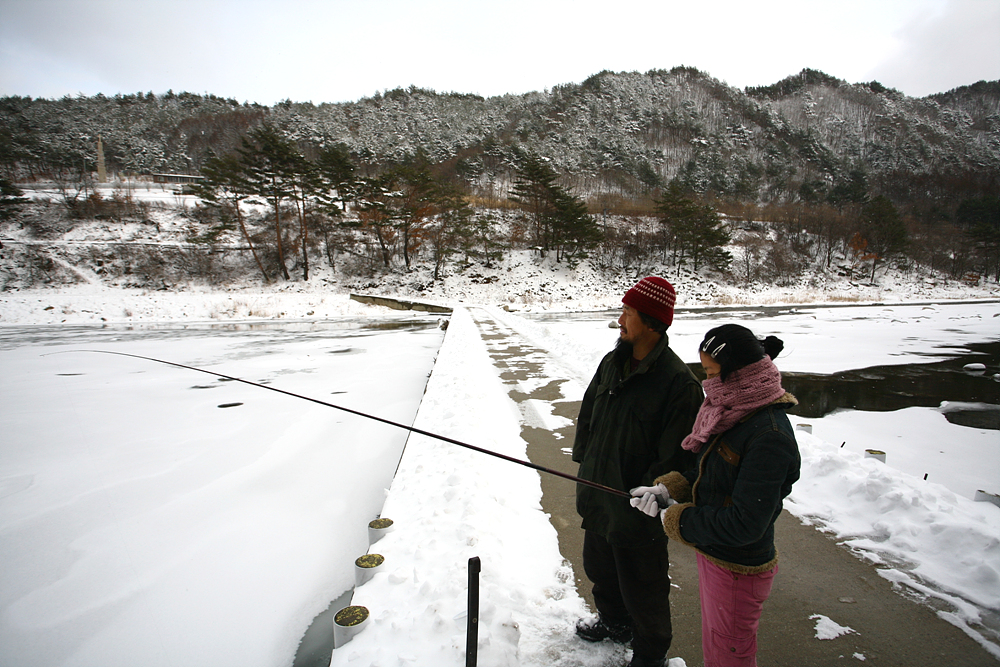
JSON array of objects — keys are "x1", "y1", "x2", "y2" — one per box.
[{"x1": 681, "y1": 356, "x2": 786, "y2": 453}]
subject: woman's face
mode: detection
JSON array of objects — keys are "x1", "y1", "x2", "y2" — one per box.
[{"x1": 699, "y1": 351, "x2": 721, "y2": 380}]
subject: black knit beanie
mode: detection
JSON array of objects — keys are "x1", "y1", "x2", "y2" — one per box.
[{"x1": 699, "y1": 324, "x2": 784, "y2": 381}]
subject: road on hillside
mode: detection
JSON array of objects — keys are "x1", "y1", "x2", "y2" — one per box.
[{"x1": 469, "y1": 307, "x2": 996, "y2": 667}]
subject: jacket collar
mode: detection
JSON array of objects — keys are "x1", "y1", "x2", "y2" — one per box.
[
  {"x1": 737, "y1": 392, "x2": 799, "y2": 423},
  {"x1": 616, "y1": 332, "x2": 671, "y2": 376}
]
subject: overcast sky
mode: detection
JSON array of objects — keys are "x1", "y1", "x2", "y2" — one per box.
[{"x1": 1, "y1": 0, "x2": 998, "y2": 105}]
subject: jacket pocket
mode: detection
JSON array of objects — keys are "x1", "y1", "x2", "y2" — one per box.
[
  {"x1": 710, "y1": 629, "x2": 757, "y2": 660},
  {"x1": 751, "y1": 566, "x2": 776, "y2": 601},
  {"x1": 620, "y1": 390, "x2": 665, "y2": 454},
  {"x1": 717, "y1": 438, "x2": 741, "y2": 466},
  {"x1": 701, "y1": 439, "x2": 742, "y2": 500}
]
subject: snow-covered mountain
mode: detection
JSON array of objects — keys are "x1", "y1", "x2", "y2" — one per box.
[{"x1": 3, "y1": 68, "x2": 998, "y2": 206}]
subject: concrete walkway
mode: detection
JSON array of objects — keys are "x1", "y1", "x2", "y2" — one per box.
[{"x1": 471, "y1": 309, "x2": 996, "y2": 666}]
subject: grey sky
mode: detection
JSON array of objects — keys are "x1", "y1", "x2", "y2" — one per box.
[{"x1": 1, "y1": 0, "x2": 997, "y2": 105}]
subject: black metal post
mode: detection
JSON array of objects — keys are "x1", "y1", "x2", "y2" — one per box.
[{"x1": 466, "y1": 556, "x2": 481, "y2": 667}]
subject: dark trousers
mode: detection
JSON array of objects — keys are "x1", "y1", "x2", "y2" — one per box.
[{"x1": 583, "y1": 530, "x2": 673, "y2": 660}]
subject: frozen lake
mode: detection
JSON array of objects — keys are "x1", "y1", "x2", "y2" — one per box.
[{"x1": 0, "y1": 316, "x2": 445, "y2": 667}]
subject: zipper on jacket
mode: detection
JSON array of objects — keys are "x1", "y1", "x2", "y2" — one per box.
[{"x1": 609, "y1": 372, "x2": 636, "y2": 396}]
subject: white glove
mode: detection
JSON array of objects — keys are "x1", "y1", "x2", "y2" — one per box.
[{"x1": 629, "y1": 483, "x2": 675, "y2": 517}]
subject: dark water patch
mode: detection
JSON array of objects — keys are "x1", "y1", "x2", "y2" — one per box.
[
  {"x1": 687, "y1": 341, "x2": 999, "y2": 429},
  {"x1": 293, "y1": 588, "x2": 354, "y2": 667},
  {"x1": 56, "y1": 373, "x2": 84, "y2": 376},
  {"x1": 190, "y1": 384, "x2": 217, "y2": 390},
  {"x1": 365, "y1": 320, "x2": 438, "y2": 331},
  {"x1": 217, "y1": 402, "x2": 243, "y2": 409},
  {"x1": 939, "y1": 403, "x2": 1000, "y2": 429}
]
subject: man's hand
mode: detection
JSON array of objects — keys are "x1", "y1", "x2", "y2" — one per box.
[{"x1": 628, "y1": 483, "x2": 674, "y2": 517}]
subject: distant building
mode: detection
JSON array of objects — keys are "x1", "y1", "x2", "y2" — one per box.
[{"x1": 151, "y1": 173, "x2": 205, "y2": 184}]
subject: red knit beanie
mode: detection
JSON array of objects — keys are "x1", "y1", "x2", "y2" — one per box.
[{"x1": 622, "y1": 276, "x2": 676, "y2": 328}]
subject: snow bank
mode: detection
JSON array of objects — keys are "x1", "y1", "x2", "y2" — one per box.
[
  {"x1": 804, "y1": 406, "x2": 1000, "y2": 501},
  {"x1": 787, "y1": 431, "x2": 1000, "y2": 657}
]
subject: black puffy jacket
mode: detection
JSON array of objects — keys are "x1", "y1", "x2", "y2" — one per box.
[{"x1": 573, "y1": 334, "x2": 703, "y2": 547}]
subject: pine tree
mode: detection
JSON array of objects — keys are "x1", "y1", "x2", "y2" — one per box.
[
  {"x1": 355, "y1": 174, "x2": 400, "y2": 269},
  {"x1": 285, "y1": 157, "x2": 318, "y2": 280},
  {"x1": 427, "y1": 182, "x2": 473, "y2": 280},
  {"x1": 859, "y1": 195, "x2": 907, "y2": 281},
  {"x1": 957, "y1": 195, "x2": 1000, "y2": 282},
  {"x1": 194, "y1": 153, "x2": 269, "y2": 281},
  {"x1": 238, "y1": 125, "x2": 304, "y2": 281},
  {"x1": 509, "y1": 151, "x2": 559, "y2": 256},
  {"x1": 550, "y1": 188, "x2": 602, "y2": 267},
  {"x1": 686, "y1": 204, "x2": 732, "y2": 272},
  {"x1": 509, "y1": 150, "x2": 599, "y2": 264},
  {"x1": 393, "y1": 154, "x2": 438, "y2": 270},
  {"x1": 314, "y1": 143, "x2": 359, "y2": 271},
  {"x1": 655, "y1": 182, "x2": 699, "y2": 265},
  {"x1": 315, "y1": 143, "x2": 357, "y2": 213},
  {"x1": 655, "y1": 182, "x2": 731, "y2": 270},
  {"x1": 0, "y1": 177, "x2": 27, "y2": 222}
]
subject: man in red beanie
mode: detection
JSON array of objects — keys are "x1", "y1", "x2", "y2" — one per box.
[{"x1": 572, "y1": 276, "x2": 703, "y2": 667}]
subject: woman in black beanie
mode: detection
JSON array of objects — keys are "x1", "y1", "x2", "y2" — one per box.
[
  {"x1": 698, "y1": 323, "x2": 784, "y2": 381},
  {"x1": 631, "y1": 323, "x2": 799, "y2": 667}
]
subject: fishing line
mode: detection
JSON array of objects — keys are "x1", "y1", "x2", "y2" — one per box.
[{"x1": 63, "y1": 349, "x2": 631, "y2": 499}]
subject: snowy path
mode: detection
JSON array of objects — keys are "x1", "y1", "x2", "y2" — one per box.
[{"x1": 469, "y1": 308, "x2": 593, "y2": 599}]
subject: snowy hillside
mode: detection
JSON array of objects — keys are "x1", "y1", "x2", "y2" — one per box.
[{"x1": 2, "y1": 187, "x2": 997, "y2": 321}]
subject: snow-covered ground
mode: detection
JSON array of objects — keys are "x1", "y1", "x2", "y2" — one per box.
[{"x1": 1, "y1": 249, "x2": 999, "y2": 665}]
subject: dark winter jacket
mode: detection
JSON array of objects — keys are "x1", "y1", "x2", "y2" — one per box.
[
  {"x1": 573, "y1": 334, "x2": 703, "y2": 547},
  {"x1": 658, "y1": 394, "x2": 800, "y2": 574}
]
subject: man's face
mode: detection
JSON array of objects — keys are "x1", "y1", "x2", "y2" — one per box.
[{"x1": 618, "y1": 305, "x2": 653, "y2": 344}]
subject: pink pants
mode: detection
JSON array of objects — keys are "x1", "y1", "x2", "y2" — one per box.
[{"x1": 697, "y1": 553, "x2": 776, "y2": 667}]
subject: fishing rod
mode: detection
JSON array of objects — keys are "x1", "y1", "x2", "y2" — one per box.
[{"x1": 72, "y1": 350, "x2": 632, "y2": 499}]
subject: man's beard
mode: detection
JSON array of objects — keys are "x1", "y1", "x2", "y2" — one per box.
[{"x1": 615, "y1": 337, "x2": 634, "y2": 356}]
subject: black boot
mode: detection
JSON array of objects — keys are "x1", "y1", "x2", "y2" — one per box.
[{"x1": 575, "y1": 616, "x2": 633, "y2": 643}]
